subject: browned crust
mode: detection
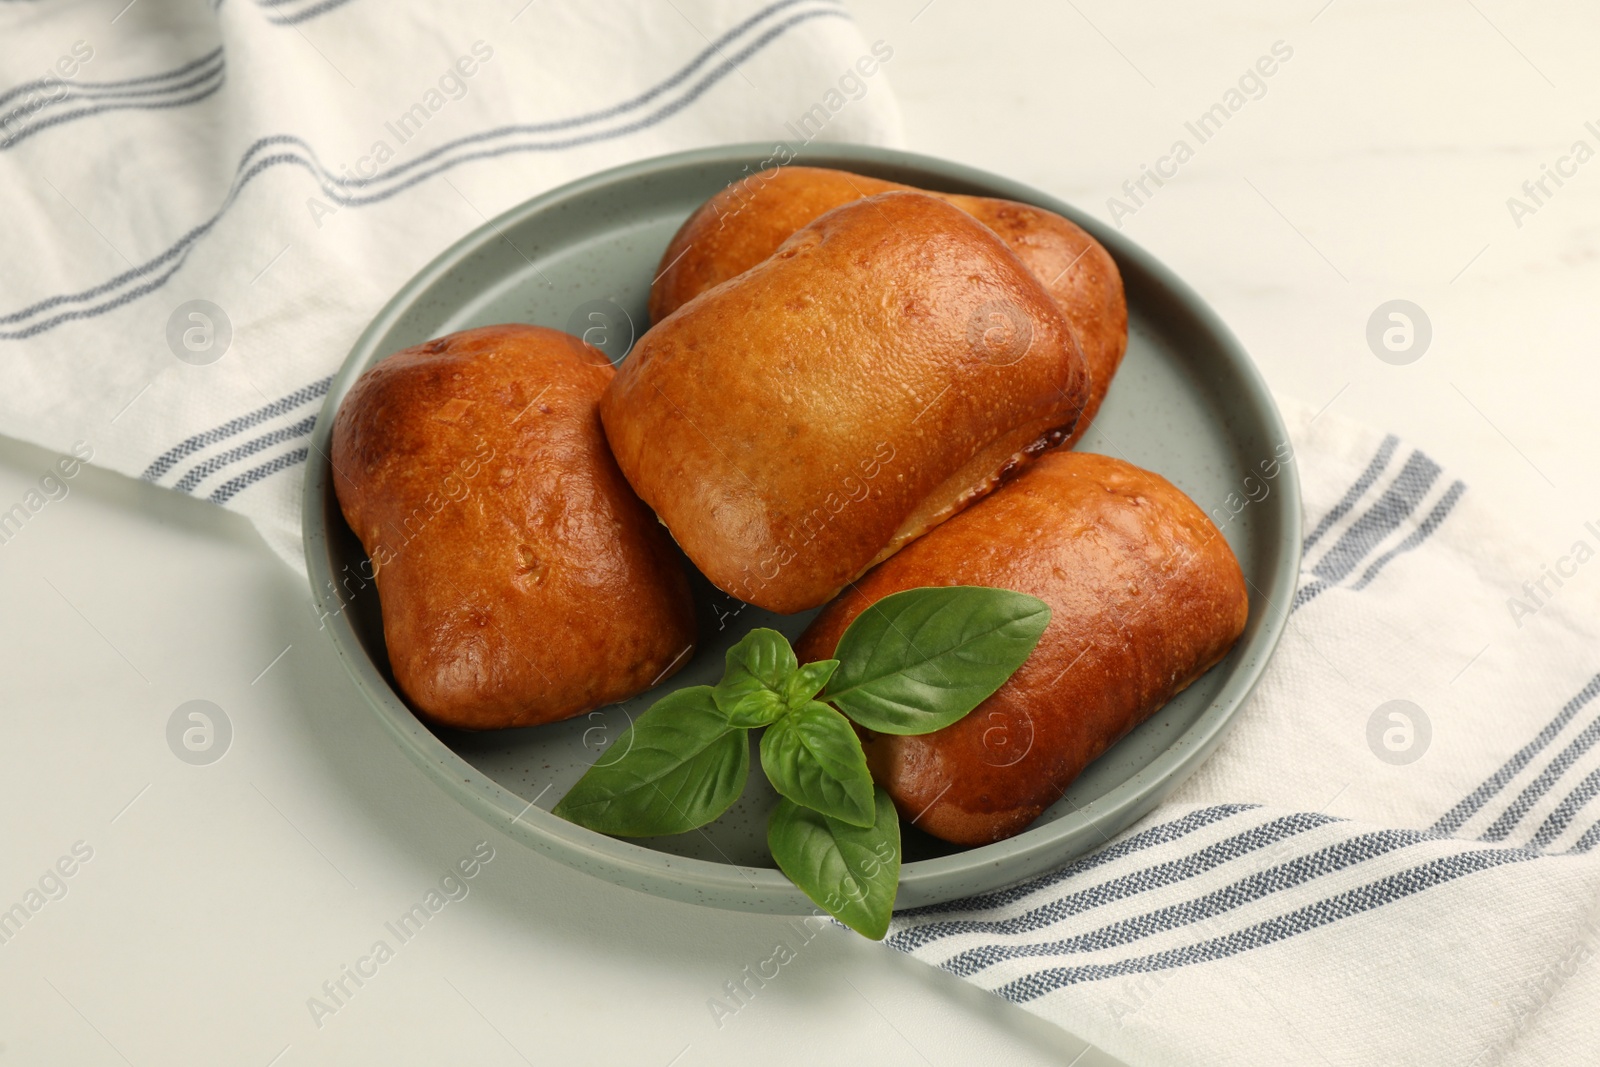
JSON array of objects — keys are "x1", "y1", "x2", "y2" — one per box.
[
  {"x1": 603, "y1": 191, "x2": 1089, "y2": 614},
  {"x1": 649, "y1": 166, "x2": 1127, "y2": 445},
  {"x1": 794, "y1": 450, "x2": 1249, "y2": 845},
  {"x1": 332, "y1": 324, "x2": 696, "y2": 729}
]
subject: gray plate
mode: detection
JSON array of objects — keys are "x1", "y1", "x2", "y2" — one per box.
[{"x1": 303, "y1": 143, "x2": 1301, "y2": 914}]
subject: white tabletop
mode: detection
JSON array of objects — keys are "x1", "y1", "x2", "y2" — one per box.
[{"x1": 4, "y1": 2, "x2": 1596, "y2": 1064}]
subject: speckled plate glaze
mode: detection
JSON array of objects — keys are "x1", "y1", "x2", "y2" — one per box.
[{"x1": 304, "y1": 143, "x2": 1301, "y2": 914}]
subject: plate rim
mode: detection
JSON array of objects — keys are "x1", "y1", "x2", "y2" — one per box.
[{"x1": 302, "y1": 141, "x2": 1302, "y2": 913}]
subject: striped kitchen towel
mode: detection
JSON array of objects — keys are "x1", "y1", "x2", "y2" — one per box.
[
  {"x1": 889, "y1": 397, "x2": 1600, "y2": 1066},
  {"x1": 0, "y1": 0, "x2": 901, "y2": 569}
]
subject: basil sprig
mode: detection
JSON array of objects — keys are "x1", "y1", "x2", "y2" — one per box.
[{"x1": 553, "y1": 586, "x2": 1051, "y2": 938}]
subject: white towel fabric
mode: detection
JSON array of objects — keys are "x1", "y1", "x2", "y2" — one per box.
[
  {"x1": 0, "y1": 0, "x2": 901, "y2": 571},
  {"x1": 889, "y1": 397, "x2": 1600, "y2": 1067}
]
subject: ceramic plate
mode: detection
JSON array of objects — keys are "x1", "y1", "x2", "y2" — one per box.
[{"x1": 303, "y1": 143, "x2": 1301, "y2": 913}]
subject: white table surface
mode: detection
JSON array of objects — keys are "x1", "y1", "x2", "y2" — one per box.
[{"x1": 4, "y1": 1, "x2": 1597, "y2": 1064}]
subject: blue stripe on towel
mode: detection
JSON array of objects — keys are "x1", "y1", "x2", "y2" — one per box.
[
  {"x1": 892, "y1": 805, "x2": 1257, "y2": 930},
  {"x1": 1302, "y1": 433, "x2": 1398, "y2": 553},
  {"x1": 0, "y1": 47, "x2": 223, "y2": 111},
  {"x1": 1481, "y1": 705, "x2": 1600, "y2": 843},
  {"x1": 1347, "y1": 480, "x2": 1466, "y2": 591},
  {"x1": 142, "y1": 376, "x2": 331, "y2": 481},
  {"x1": 942, "y1": 825, "x2": 1434, "y2": 978},
  {"x1": 0, "y1": 48, "x2": 226, "y2": 150},
  {"x1": 1308, "y1": 450, "x2": 1441, "y2": 576},
  {"x1": 2, "y1": 77, "x2": 226, "y2": 150},
  {"x1": 993, "y1": 843, "x2": 1536, "y2": 1000},
  {"x1": 891, "y1": 811, "x2": 1333, "y2": 954},
  {"x1": 1432, "y1": 674, "x2": 1600, "y2": 836},
  {"x1": 1293, "y1": 450, "x2": 1443, "y2": 610},
  {"x1": 172, "y1": 414, "x2": 317, "y2": 495},
  {"x1": 209, "y1": 445, "x2": 309, "y2": 504},
  {"x1": 1529, "y1": 766, "x2": 1600, "y2": 851},
  {"x1": 0, "y1": 0, "x2": 846, "y2": 340},
  {"x1": 1572, "y1": 818, "x2": 1600, "y2": 854},
  {"x1": 256, "y1": 0, "x2": 354, "y2": 25}
]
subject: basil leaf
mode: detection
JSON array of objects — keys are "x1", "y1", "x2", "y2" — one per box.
[
  {"x1": 759, "y1": 701, "x2": 875, "y2": 827},
  {"x1": 553, "y1": 686, "x2": 747, "y2": 836},
  {"x1": 784, "y1": 659, "x2": 838, "y2": 710},
  {"x1": 824, "y1": 586, "x2": 1051, "y2": 735},
  {"x1": 767, "y1": 786, "x2": 900, "y2": 940},
  {"x1": 712, "y1": 627, "x2": 798, "y2": 727}
]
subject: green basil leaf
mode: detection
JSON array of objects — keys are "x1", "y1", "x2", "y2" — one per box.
[
  {"x1": 712, "y1": 627, "x2": 798, "y2": 727},
  {"x1": 783, "y1": 659, "x2": 838, "y2": 710},
  {"x1": 824, "y1": 586, "x2": 1051, "y2": 735},
  {"x1": 553, "y1": 686, "x2": 747, "y2": 836},
  {"x1": 759, "y1": 701, "x2": 874, "y2": 827},
  {"x1": 767, "y1": 786, "x2": 900, "y2": 940}
]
